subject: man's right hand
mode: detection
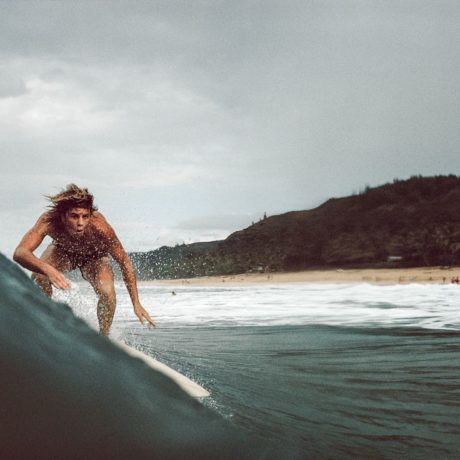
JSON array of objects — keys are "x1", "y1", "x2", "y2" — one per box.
[{"x1": 45, "y1": 266, "x2": 71, "y2": 290}]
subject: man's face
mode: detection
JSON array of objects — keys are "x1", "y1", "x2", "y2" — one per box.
[{"x1": 62, "y1": 207, "x2": 91, "y2": 236}]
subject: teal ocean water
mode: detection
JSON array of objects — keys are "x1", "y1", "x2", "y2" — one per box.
[
  {"x1": 2, "y1": 254, "x2": 290, "y2": 459},
  {"x1": 58, "y1": 282, "x2": 460, "y2": 459}
]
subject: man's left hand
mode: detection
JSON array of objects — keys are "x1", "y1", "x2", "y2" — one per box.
[{"x1": 134, "y1": 304, "x2": 156, "y2": 329}]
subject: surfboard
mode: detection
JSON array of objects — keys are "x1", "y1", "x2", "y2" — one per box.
[{"x1": 114, "y1": 341, "x2": 210, "y2": 398}]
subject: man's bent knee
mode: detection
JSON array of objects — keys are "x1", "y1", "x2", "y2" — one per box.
[
  {"x1": 97, "y1": 285, "x2": 116, "y2": 307},
  {"x1": 32, "y1": 273, "x2": 52, "y2": 297}
]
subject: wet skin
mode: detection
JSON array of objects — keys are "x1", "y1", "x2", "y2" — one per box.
[{"x1": 13, "y1": 207, "x2": 155, "y2": 335}]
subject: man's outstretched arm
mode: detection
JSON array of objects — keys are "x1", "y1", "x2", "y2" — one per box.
[{"x1": 108, "y1": 233, "x2": 156, "y2": 328}]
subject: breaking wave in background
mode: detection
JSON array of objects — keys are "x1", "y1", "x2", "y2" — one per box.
[{"x1": 59, "y1": 282, "x2": 460, "y2": 330}]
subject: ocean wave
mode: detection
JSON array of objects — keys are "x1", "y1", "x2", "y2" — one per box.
[{"x1": 0, "y1": 253, "x2": 298, "y2": 459}]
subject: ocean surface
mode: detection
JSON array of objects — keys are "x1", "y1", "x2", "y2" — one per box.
[{"x1": 55, "y1": 281, "x2": 460, "y2": 459}]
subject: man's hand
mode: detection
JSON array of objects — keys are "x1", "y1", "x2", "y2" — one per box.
[
  {"x1": 134, "y1": 303, "x2": 156, "y2": 329},
  {"x1": 45, "y1": 266, "x2": 71, "y2": 290}
]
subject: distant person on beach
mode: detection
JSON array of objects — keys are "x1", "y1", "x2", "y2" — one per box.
[{"x1": 13, "y1": 184, "x2": 155, "y2": 335}]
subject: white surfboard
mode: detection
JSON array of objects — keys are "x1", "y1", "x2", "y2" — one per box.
[{"x1": 114, "y1": 341, "x2": 210, "y2": 398}]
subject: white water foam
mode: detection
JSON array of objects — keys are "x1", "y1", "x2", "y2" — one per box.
[{"x1": 54, "y1": 281, "x2": 460, "y2": 331}]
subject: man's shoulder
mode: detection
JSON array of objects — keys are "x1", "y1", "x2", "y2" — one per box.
[
  {"x1": 23, "y1": 212, "x2": 54, "y2": 238},
  {"x1": 91, "y1": 211, "x2": 108, "y2": 227},
  {"x1": 91, "y1": 212, "x2": 116, "y2": 237},
  {"x1": 36, "y1": 212, "x2": 53, "y2": 230}
]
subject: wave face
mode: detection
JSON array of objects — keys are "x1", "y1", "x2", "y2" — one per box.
[{"x1": 0, "y1": 254, "x2": 294, "y2": 460}]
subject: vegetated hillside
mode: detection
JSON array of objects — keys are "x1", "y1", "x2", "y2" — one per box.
[{"x1": 130, "y1": 175, "x2": 460, "y2": 279}]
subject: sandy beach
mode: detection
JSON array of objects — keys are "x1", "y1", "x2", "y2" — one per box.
[{"x1": 146, "y1": 266, "x2": 460, "y2": 287}]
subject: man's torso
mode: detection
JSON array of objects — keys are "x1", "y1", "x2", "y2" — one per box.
[{"x1": 46, "y1": 212, "x2": 113, "y2": 268}]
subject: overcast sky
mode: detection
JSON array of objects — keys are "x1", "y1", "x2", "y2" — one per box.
[{"x1": 1, "y1": 0, "x2": 459, "y2": 256}]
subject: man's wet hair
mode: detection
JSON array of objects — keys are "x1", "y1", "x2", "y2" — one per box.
[{"x1": 45, "y1": 184, "x2": 97, "y2": 223}]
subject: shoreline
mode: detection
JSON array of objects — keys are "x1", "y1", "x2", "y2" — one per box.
[{"x1": 140, "y1": 266, "x2": 460, "y2": 287}]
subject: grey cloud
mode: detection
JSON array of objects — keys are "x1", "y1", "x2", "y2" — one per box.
[
  {"x1": 177, "y1": 212, "x2": 264, "y2": 231},
  {"x1": 0, "y1": 71, "x2": 27, "y2": 98},
  {"x1": 1, "y1": 1, "x2": 459, "y2": 253}
]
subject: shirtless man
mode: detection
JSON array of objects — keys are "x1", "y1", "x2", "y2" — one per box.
[{"x1": 13, "y1": 184, "x2": 155, "y2": 336}]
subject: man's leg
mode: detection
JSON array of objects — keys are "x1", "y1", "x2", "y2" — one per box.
[
  {"x1": 31, "y1": 244, "x2": 72, "y2": 297},
  {"x1": 80, "y1": 257, "x2": 116, "y2": 336}
]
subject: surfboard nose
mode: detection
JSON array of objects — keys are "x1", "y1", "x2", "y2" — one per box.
[{"x1": 114, "y1": 340, "x2": 210, "y2": 398}]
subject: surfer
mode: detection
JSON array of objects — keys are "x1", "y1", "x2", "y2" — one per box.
[{"x1": 13, "y1": 184, "x2": 156, "y2": 335}]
